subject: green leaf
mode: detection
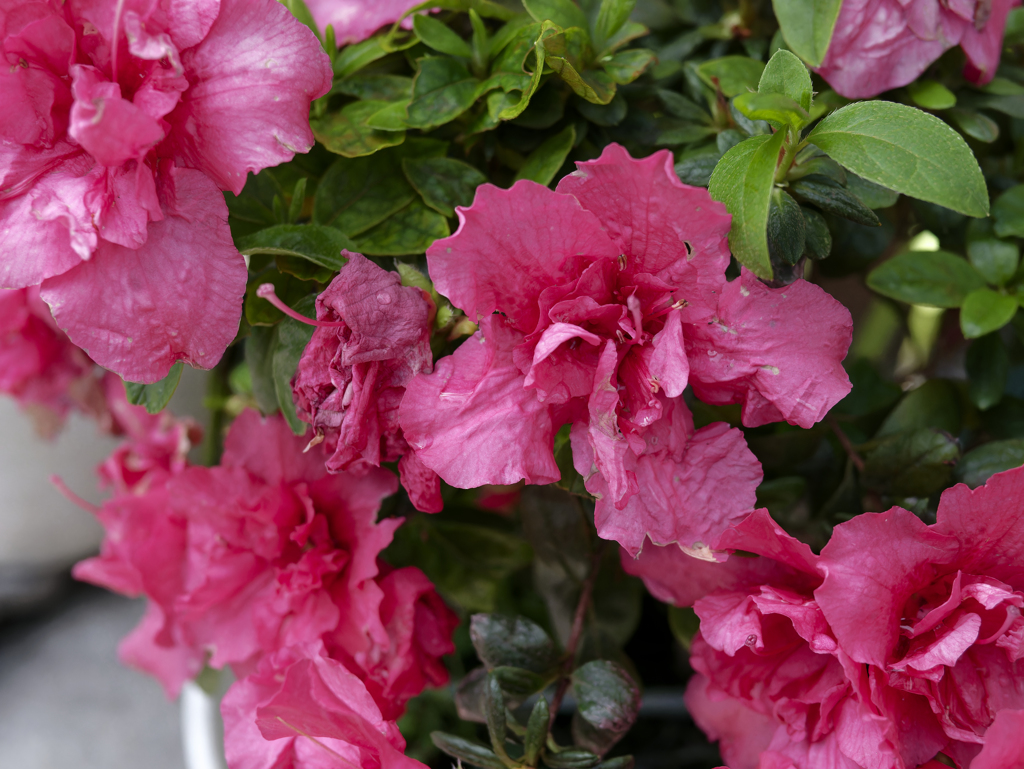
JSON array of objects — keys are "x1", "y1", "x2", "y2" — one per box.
[
  {"x1": 733, "y1": 92, "x2": 809, "y2": 129},
  {"x1": 767, "y1": 188, "x2": 806, "y2": 266},
  {"x1": 801, "y1": 206, "x2": 832, "y2": 259},
  {"x1": 431, "y1": 733, "x2": 507, "y2": 769},
  {"x1": 674, "y1": 145, "x2": 720, "y2": 187},
  {"x1": 312, "y1": 101, "x2": 406, "y2": 158},
  {"x1": 592, "y1": 0, "x2": 636, "y2": 50},
  {"x1": 406, "y1": 57, "x2": 480, "y2": 129},
  {"x1": 697, "y1": 56, "x2": 765, "y2": 97},
  {"x1": 333, "y1": 37, "x2": 390, "y2": 78},
  {"x1": 413, "y1": 14, "x2": 474, "y2": 57},
  {"x1": 708, "y1": 131, "x2": 787, "y2": 280},
  {"x1": 543, "y1": 748, "x2": 602, "y2": 769},
  {"x1": 947, "y1": 108, "x2": 999, "y2": 143},
  {"x1": 955, "y1": 439, "x2": 1024, "y2": 488},
  {"x1": 524, "y1": 698, "x2": 549, "y2": 766},
  {"x1": 866, "y1": 250, "x2": 986, "y2": 308},
  {"x1": 571, "y1": 661, "x2": 640, "y2": 756},
  {"x1": 403, "y1": 156, "x2": 487, "y2": 216},
  {"x1": 757, "y1": 48, "x2": 812, "y2": 111},
  {"x1": 279, "y1": 0, "x2": 320, "y2": 39},
  {"x1": 771, "y1": 0, "x2": 841, "y2": 67},
  {"x1": 908, "y1": 80, "x2": 957, "y2": 110},
  {"x1": 966, "y1": 333, "x2": 1009, "y2": 410},
  {"x1": 515, "y1": 124, "x2": 576, "y2": 186},
  {"x1": 576, "y1": 93, "x2": 626, "y2": 126},
  {"x1": 364, "y1": 100, "x2": 410, "y2": 131},
  {"x1": 484, "y1": 674, "x2": 508, "y2": 759},
  {"x1": 333, "y1": 74, "x2": 413, "y2": 101},
  {"x1": 124, "y1": 362, "x2": 183, "y2": 413},
  {"x1": 960, "y1": 288, "x2": 1018, "y2": 339},
  {"x1": 806, "y1": 101, "x2": 989, "y2": 217},
  {"x1": 602, "y1": 49, "x2": 656, "y2": 85},
  {"x1": 245, "y1": 271, "x2": 311, "y2": 326},
  {"x1": 272, "y1": 296, "x2": 316, "y2": 435},
  {"x1": 545, "y1": 27, "x2": 616, "y2": 104},
  {"x1": 968, "y1": 239, "x2": 1019, "y2": 286},
  {"x1": 245, "y1": 326, "x2": 279, "y2": 415},
  {"x1": 491, "y1": 666, "x2": 552, "y2": 698},
  {"x1": 845, "y1": 172, "x2": 899, "y2": 209},
  {"x1": 487, "y1": 21, "x2": 560, "y2": 120},
  {"x1": 469, "y1": 614, "x2": 560, "y2": 674},
  {"x1": 862, "y1": 428, "x2": 960, "y2": 497},
  {"x1": 237, "y1": 224, "x2": 355, "y2": 271},
  {"x1": 877, "y1": 379, "x2": 961, "y2": 437},
  {"x1": 834, "y1": 359, "x2": 901, "y2": 417},
  {"x1": 523, "y1": 0, "x2": 587, "y2": 29},
  {"x1": 666, "y1": 606, "x2": 700, "y2": 651},
  {"x1": 993, "y1": 185, "x2": 1024, "y2": 239},
  {"x1": 352, "y1": 198, "x2": 450, "y2": 255},
  {"x1": 788, "y1": 177, "x2": 880, "y2": 227},
  {"x1": 658, "y1": 89, "x2": 712, "y2": 122}
]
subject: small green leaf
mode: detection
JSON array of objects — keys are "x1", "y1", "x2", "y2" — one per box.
[
  {"x1": 947, "y1": 108, "x2": 999, "y2": 143},
  {"x1": 602, "y1": 49, "x2": 656, "y2": 85},
  {"x1": 807, "y1": 101, "x2": 989, "y2": 217},
  {"x1": 431, "y1": 733, "x2": 507, "y2": 769},
  {"x1": 771, "y1": 0, "x2": 841, "y2": 67},
  {"x1": 708, "y1": 131, "x2": 788, "y2": 280},
  {"x1": 490, "y1": 666, "x2": 552, "y2": 698},
  {"x1": 543, "y1": 748, "x2": 602, "y2": 769},
  {"x1": 403, "y1": 156, "x2": 487, "y2": 216},
  {"x1": 757, "y1": 48, "x2": 812, "y2": 111},
  {"x1": 352, "y1": 198, "x2": 451, "y2": 256},
  {"x1": 767, "y1": 188, "x2": 806, "y2": 266},
  {"x1": 312, "y1": 101, "x2": 406, "y2": 157},
  {"x1": 124, "y1": 362, "x2": 184, "y2": 413},
  {"x1": 658, "y1": 89, "x2": 712, "y2": 122},
  {"x1": 863, "y1": 428, "x2": 960, "y2": 497},
  {"x1": 867, "y1": 250, "x2": 986, "y2": 308},
  {"x1": 524, "y1": 698, "x2": 549, "y2": 766},
  {"x1": 993, "y1": 185, "x2": 1024, "y2": 238},
  {"x1": 523, "y1": 0, "x2": 587, "y2": 29},
  {"x1": 960, "y1": 288, "x2": 1018, "y2": 338},
  {"x1": 469, "y1": 614, "x2": 560, "y2": 674},
  {"x1": 801, "y1": 206, "x2": 832, "y2": 260},
  {"x1": 592, "y1": 0, "x2": 636, "y2": 50},
  {"x1": 575, "y1": 93, "x2": 626, "y2": 126},
  {"x1": 413, "y1": 14, "x2": 474, "y2": 57},
  {"x1": 571, "y1": 661, "x2": 641, "y2": 756},
  {"x1": 485, "y1": 674, "x2": 508, "y2": 759},
  {"x1": 406, "y1": 57, "x2": 480, "y2": 129},
  {"x1": 966, "y1": 333, "x2": 1009, "y2": 410},
  {"x1": 788, "y1": 178, "x2": 880, "y2": 227},
  {"x1": 546, "y1": 27, "x2": 617, "y2": 104},
  {"x1": 955, "y1": 439, "x2": 1024, "y2": 488},
  {"x1": 697, "y1": 56, "x2": 765, "y2": 97},
  {"x1": 968, "y1": 239, "x2": 1019, "y2": 286},
  {"x1": 246, "y1": 326, "x2": 278, "y2": 415},
  {"x1": 734, "y1": 91, "x2": 809, "y2": 129},
  {"x1": 674, "y1": 145, "x2": 720, "y2": 187},
  {"x1": 515, "y1": 124, "x2": 576, "y2": 186},
  {"x1": 363, "y1": 100, "x2": 411, "y2": 131},
  {"x1": 238, "y1": 224, "x2": 355, "y2": 271},
  {"x1": 908, "y1": 80, "x2": 957, "y2": 111}
]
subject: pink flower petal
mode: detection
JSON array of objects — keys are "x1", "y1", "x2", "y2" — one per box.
[
  {"x1": 684, "y1": 674, "x2": 779, "y2": 769},
  {"x1": 398, "y1": 452, "x2": 442, "y2": 513},
  {"x1": 39, "y1": 167, "x2": 246, "y2": 382},
  {"x1": 971, "y1": 709, "x2": 1024, "y2": 768},
  {"x1": 306, "y1": 0, "x2": 423, "y2": 45}
]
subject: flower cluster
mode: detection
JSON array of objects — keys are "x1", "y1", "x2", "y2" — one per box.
[
  {"x1": 75, "y1": 410, "x2": 457, "y2": 768},
  {"x1": 399, "y1": 145, "x2": 852, "y2": 555},
  {"x1": 0, "y1": 0, "x2": 331, "y2": 383},
  {"x1": 624, "y1": 467, "x2": 1024, "y2": 767}
]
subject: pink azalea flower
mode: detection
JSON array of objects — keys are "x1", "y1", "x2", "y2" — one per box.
[
  {"x1": 306, "y1": 0, "x2": 421, "y2": 45},
  {"x1": 0, "y1": 0, "x2": 332, "y2": 382},
  {"x1": 289, "y1": 252, "x2": 441, "y2": 513},
  {"x1": 815, "y1": 0, "x2": 1020, "y2": 99},
  {"x1": 399, "y1": 144, "x2": 851, "y2": 555},
  {"x1": 222, "y1": 644, "x2": 427, "y2": 769}
]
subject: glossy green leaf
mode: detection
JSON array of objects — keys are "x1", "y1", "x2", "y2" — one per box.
[
  {"x1": 863, "y1": 428, "x2": 960, "y2": 497},
  {"x1": 484, "y1": 674, "x2": 508, "y2": 759},
  {"x1": 955, "y1": 439, "x2": 1024, "y2": 488},
  {"x1": 312, "y1": 101, "x2": 406, "y2": 157},
  {"x1": 801, "y1": 206, "x2": 832, "y2": 259},
  {"x1": 733, "y1": 91, "x2": 809, "y2": 129},
  {"x1": 523, "y1": 698, "x2": 549, "y2": 766},
  {"x1": 968, "y1": 239, "x2": 1019, "y2": 286},
  {"x1": 908, "y1": 80, "x2": 957, "y2": 110},
  {"x1": 571, "y1": 661, "x2": 640, "y2": 756},
  {"x1": 807, "y1": 101, "x2": 989, "y2": 217},
  {"x1": 237, "y1": 224, "x2": 354, "y2": 270},
  {"x1": 696, "y1": 56, "x2": 765, "y2": 97},
  {"x1": 431, "y1": 733, "x2": 507, "y2": 769},
  {"x1": 272, "y1": 296, "x2": 316, "y2": 435},
  {"x1": 546, "y1": 27, "x2": 616, "y2": 104},
  {"x1": 966, "y1": 333, "x2": 1009, "y2": 410},
  {"x1": 960, "y1": 288, "x2": 1018, "y2": 338},
  {"x1": 602, "y1": 49, "x2": 656, "y2": 84},
  {"x1": 767, "y1": 187, "x2": 806, "y2": 265},
  {"x1": 486, "y1": 21, "x2": 555, "y2": 120},
  {"x1": 363, "y1": 100, "x2": 410, "y2": 131},
  {"x1": 948, "y1": 108, "x2": 999, "y2": 143},
  {"x1": 876, "y1": 379, "x2": 962, "y2": 437},
  {"x1": 406, "y1": 57, "x2": 480, "y2": 129},
  {"x1": 403, "y1": 156, "x2": 487, "y2": 216},
  {"x1": 413, "y1": 14, "x2": 474, "y2": 57},
  {"x1": 866, "y1": 250, "x2": 985, "y2": 308},
  {"x1": 771, "y1": 0, "x2": 841, "y2": 67},
  {"x1": 788, "y1": 178, "x2": 880, "y2": 226},
  {"x1": 993, "y1": 185, "x2": 1024, "y2": 238},
  {"x1": 515, "y1": 124, "x2": 576, "y2": 186},
  {"x1": 708, "y1": 131, "x2": 786, "y2": 280},
  {"x1": 124, "y1": 362, "x2": 183, "y2": 413},
  {"x1": 592, "y1": 0, "x2": 636, "y2": 50},
  {"x1": 469, "y1": 614, "x2": 560, "y2": 674},
  {"x1": 658, "y1": 89, "x2": 712, "y2": 122},
  {"x1": 674, "y1": 145, "x2": 720, "y2": 186},
  {"x1": 352, "y1": 198, "x2": 450, "y2": 255},
  {"x1": 333, "y1": 74, "x2": 413, "y2": 101},
  {"x1": 757, "y1": 48, "x2": 812, "y2": 111}
]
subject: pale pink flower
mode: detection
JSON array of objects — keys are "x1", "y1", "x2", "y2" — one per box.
[{"x1": 306, "y1": 0, "x2": 421, "y2": 45}]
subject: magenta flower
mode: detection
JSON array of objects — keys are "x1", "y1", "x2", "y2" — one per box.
[
  {"x1": 0, "y1": 0, "x2": 332, "y2": 382},
  {"x1": 288, "y1": 252, "x2": 441, "y2": 513},
  {"x1": 306, "y1": 0, "x2": 422, "y2": 45},
  {"x1": 816, "y1": 0, "x2": 1019, "y2": 99},
  {"x1": 399, "y1": 144, "x2": 851, "y2": 555}
]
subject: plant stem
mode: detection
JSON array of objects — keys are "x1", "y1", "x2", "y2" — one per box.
[
  {"x1": 548, "y1": 541, "x2": 605, "y2": 728},
  {"x1": 827, "y1": 414, "x2": 865, "y2": 473}
]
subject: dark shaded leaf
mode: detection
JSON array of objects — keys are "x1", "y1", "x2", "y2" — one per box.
[
  {"x1": 403, "y1": 156, "x2": 487, "y2": 216},
  {"x1": 352, "y1": 198, "x2": 451, "y2": 255},
  {"x1": 469, "y1": 614, "x2": 560, "y2": 674},
  {"x1": 246, "y1": 326, "x2": 279, "y2": 415},
  {"x1": 767, "y1": 187, "x2": 806, "y2": 266},
  {"x1": 237, "y1": 224, "x2": 354, "y2": 271},
  {"x1": 993, "y1": 185, "x2": 1024, "y2": 239},
  {"x1": 788, "y1": 177, "x2": 880, "y2": 226},
  {"x1": 272, "y1": 296, "x2": 316, "y2": 435},
  {"x1": 876, "y1": 379, "x2": 962, "y2": 437},
  {"x1": 543, "y1": 748, "x2": 602, "y2": 769},
  {"x1": 571, "y1": 661, "x2": 640, "y2": 756},
  {"x1": 862, "y1": 428, "x2": 960, "y2": 497},
  {"x1": 866, "y1": 251, "x2": 985, "y2": 308},
  {"x1": 407, "y1": 57, "x2": 480, "y2": 129},
  {"x1": 312, "y1": 101, "x2": 406, "y2": 157},
  {"x1": 967, "y1": 333, "x2": 1009, "y2": 410},
  {"x1": 524, "y1": 697, "x2": 549, "y2": 766},
  {"x1": 955, "y1": 439, "x2": 1024, "y2": 488},
  {"x1": 431, "y1": 733, "x2": 507, "y2": 769},
  {"x1": 967, "y1": 239, "x2": 1019, "y2": 286},
  {"x1": 801, "y1": 206, "x2": 832, "y2": 259},
  {"x1": 515, "y1": 124, "x2": 577, "y2": 185}
]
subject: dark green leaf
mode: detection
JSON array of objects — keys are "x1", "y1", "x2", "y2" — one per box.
[
  {"x1": 866, "y1": 251, "x2": 986, "y2": 308},
  {"x1": 801, "y1": 206, "x2": 832, "y2": 259},
  {"x1": 834, "y1": 359, "x2": 901, "y2": 417},
  {"x1": 767, "y1": 188, "x2": 806, "y2": 266},
  {"x1": 124, "y1": 362, "x2": 183, "y2": 413},
  {"x1": 656, "y1": 120, "x2": 718, "y2": 146},
  {"x1": 237, "y1": 224, "x2": 354, "y2": 271},
  {"x1": 771, "y1": 0, "x2": 841, "y2": 67},
  {"x1": 908, "y1": 80, "x2": 956, "y2": 110},
  {"x1": 246, "y1": 326, "x2": 279, "y2": 415},
  {"x1": 576, "y1": 93, "x2": 627, "y2": 125},
  {"x1": 543, "y1": 748, "x2": 602, "y2": 769},
  {"x1": 602, "y1": 49, "x2": 656, "y2": 85},
  {"x1": 967, "y1": 333, "x2": 1009, "y2": 410},
  {"x1": 334, "y1": 37, "x2": 390, "y2": 78},
  {"x1": 593, "y1": 0, "x2": 635, "y2": 50},
  {"x1": 968, "y1": 239, "x2": 1019, "y2": 286},
  {"x1": 862, "y1": 428, "x2": 960, "y2": 497},
  {"x1": 407, "y1": 57, "x2": 480, "y2": 129},
  {"x1": 845, "y1": 172, "x2": 899, "y2": 210},
  {"x1": 523, "y1": 0, "x2": 587, "y2": 29},
  {"x1": 491, "y1": 666, "x2": 552, "y2": 698},
  {"x1": 788, "y1": 178, "x2": 880, "y2": 226},
  {"x1": 947, "y1": 108, "x2": 999, "y2": 143},
  {"x1": 245, "y1": 271, "x2": 312, "y2": 326},
  {"x1": 352, "y1": 198, "x2": 450, "y2": 255},
  {"x1": 571, "y1": 661, "x2": 640, "y2": 756},
  {"x1": 414, "y1": 14, "x2": 474, "y2": 57},
  {"x1": 877, "y1": 379, "x2": 962, "y2": 437},
  {"x1": 486, "y1": 21, "x2": 555, "y2": 121},
  {"x1": 733, "y1": 92, "x2": 809, "y2": 129},
  {"x1": 667, "y1": 606, "x2": 700, "y2": 651},
  {"x1": 455, "y1": 667, "x2": 489, "y2": 723},
  {"x1": 696, "y1": 56, "x2": 765, "y2": 96},
  {"x1": 333, "y1": 74, "x2": 413, "y2": 101},
  {"x1": 403, "y1": 156, "x2": 487, "y2": 216},
  {"x1": 431, "y1": 733, "x2": 507, "y2": 769},
  {"x1": 955, "y1": 439, "x2": 1024, "y2": 488},
  {"x1": 786, "y1": 152, "x2": 847, "y2": 185},
  {"x1": 546, "y1": 27, "x2": 617, "y2": 104},
  {"x1": 993, "y1": 185, "x2": 1024, "y2": 239},
  {"x1": 657, "y1": 89, "x2": 711, "y2": 122},
  {"x1": 485, "y1": 674, "x2": 508, "y2": 759},
  {"x1": 596, "y1": 758, "x2": 634, "y2": 769},
  {"x1": 674, "y1": 145, "x2": 720, "y2": 187},
  {"x1": 524, "y1": 698, "x2": 550, "y2": 766},
  {"x1": 708, "y1": 131, "x2": 787, "y2": 280},
  {"x1": 806, "y1": 101, "x2": 989, "y2": 218},
  {"x1": 960, "y1": 288, "x2": 1018, "y2": 339},
  {"x1": 272, "y1": 296, "x2": 316, "y2": 435},
  {"x1": 364, "y1": 100, "x2": 410, "y2": 131},
  {"x1": 515, "y1": 124, "x2": 576, "y2": 186},
  {"x1": 758, "y1": 48, "x2": 812, "y2": 111},
  {"x1": 312, "y1": 101, "x2": 406, "y2": 157},
  {"x1": 469, "y1": 614, "x2": 560, "y2": 674}
]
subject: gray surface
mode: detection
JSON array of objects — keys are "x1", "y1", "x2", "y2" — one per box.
[{"x1": 0, "y1": 586, "x2": 184, "y2": 769}]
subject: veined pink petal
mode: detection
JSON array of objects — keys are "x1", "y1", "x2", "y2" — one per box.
[{"x1": 970, "y1": 709, "x2": 1024, "y2": 768}]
